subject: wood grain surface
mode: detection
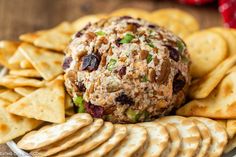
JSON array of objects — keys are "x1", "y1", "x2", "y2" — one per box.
[{"x1": 0, "y1": 0, "x2": 222, "y2": 156}]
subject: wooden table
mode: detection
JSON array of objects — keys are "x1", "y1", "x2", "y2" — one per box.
[{"x1": 0, "y1": 0, "x2": 222, "y2": 156}]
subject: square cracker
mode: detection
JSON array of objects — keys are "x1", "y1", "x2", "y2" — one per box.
[
  {"x1": 0, "y1": 75, "x2": 45, "y2": 88},
  {"x1": 0, "y1": 99, "x2": 42, "y2": 144},
  {"x1": 0, "y1": 90, "x2": 21, "y2": 102},
  {"x1": 0, "y1": 41, "x2": 20, "y2": 69},
  {"x1": 19, "y1": 43, "x2": 64, "y2": 81},
  {"x1": 9, "y1": 69, "x2": 41, "y2": 78},
  {"x1": 7, "y1": 76, "x2": 65, "y2": 123}
]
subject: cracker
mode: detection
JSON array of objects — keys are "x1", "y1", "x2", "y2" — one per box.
[
  {"x1": 33, "y1": 30, "x2": 71, "y2": 52},
  {"x1": 159, "y1": 124, "x2": 181, "y2": 157},
  {"x1": 20, "y1": 43, "x2": 64, "y2": 81},
  {"x1": 186, "y1": 30, "x2": 227, "y2": 78},
  {"x1": 14, "y1": 87, "x2": 36, "y2": 96},
  {"x1": 107, "y1": 124, "x2": 148, "y2": 157},
  {"x1": 151, "y1": 17, "x2": 191, "y2": 38},
  {"x1": 84, "y1": 124, "x2": 127, "y2": 157},
  {"x1": 189, "y1": 55, "x2": 236, "y2": 99},
  {"x1": 7, "y1": 76, "x2": 65, "y2": 123},
  {"x1": 19, "y1": 30, "x2": 47, "y2": 44},
  {"x1": 177, "y1": 71, "x2": 236, "y2": 119},
  {"x1": 111, "y1": 8, "x2": 150, "y2": 21},
  {"x1": 189, "y1": 118, "x2": 212, "y2": 157},
  {"x1": 8, "y1": 47, "x2": 32, "y2": 68},
  {"x1": 0, "y1": 100, "x2": 42, "y2": 144},
  {"x1": 0, "y1": 75, "x2": 45, "y2": 88},
  {"x1": 9, "y1": 69, "x2": 41, "y2": 78},
  {"x1": 211, "y1": 27, "x2": 236, "y2": 56},
  {"x1": 139, "y1": 122, "x2": 169, "y2": 157},
  {"x1": 191, "y1": 117, "x2": 228, "y2": 157},
  {"x1": 226, "y1": 120, "x2": 236, "y2": 139},
  {"x1": 20, "y1": 60, "x2": 34, "y2": 69},
  {"x1": 224, "y1": 135, "x2": 236, "y2": 153},
  {"x1": 31, "y1": 118, "x2": 104, "y2": 157},
  {"x1": 157, "y1": 116, "x2": 201, "y2": 157},
  {"x1": 152, "y1": 9, "x2": 199, "y2": 34},
  {"x1": 17, "y1": 113, "x2": 93, "y2": 150},
  {"x1": 0, "y1": 90, "x2": 21, "y2": 102},
  {"x1": 0, "y1": 41, "x2": 20, "y2": 69},
  {"x1": 72, "y1": 14, "x2": 106, "y2": 32},
  {"x1": 55, "y1": 122, "x2": 114, "y2": 157}
]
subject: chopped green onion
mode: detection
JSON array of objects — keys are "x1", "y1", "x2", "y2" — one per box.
[
  {"x1": 95, "y1": 31, "x2": 106, "y2": 36},
  {"x1": 120, "y1": 33, "x2": 135, "y2": 44},
  {"x1": 140, "y1": 75, "x2": 148, "y2": 82},
  {"x1": 182, "y1": 55, "x2": 189, "y2": 63},
  {"x1": 147, "y1": 54, "x2": 153, "y2": 64},
  {"x1": 177, "y1": 40, "x2": 185, "y2": 53},
  {"x1": 126, "y1": 108, "x2": 141, "y2": 123},
  {"x1": 147, "y1": 43, "x2": 155, "y2": 48},
  {"x1": 107, "y1": 59, "x2": 117, "y2": 71},
  {"x1": 73, "y1": 96, "x2": 85, "y2": 113}
]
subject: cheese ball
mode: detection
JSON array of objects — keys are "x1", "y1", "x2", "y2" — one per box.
[{"x1": 63, "y1": 16, "x2": 190, "y2": 123}]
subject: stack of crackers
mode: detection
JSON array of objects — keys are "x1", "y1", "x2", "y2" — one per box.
[{"x1": 0, "y1": 8, "x2": 236, "y2": 157}]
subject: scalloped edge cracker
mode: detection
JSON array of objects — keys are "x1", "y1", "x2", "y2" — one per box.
[
  {"x1": 6, "y1": 76, "x2": 65, "y2": 123},
  {"x1": 20, "y1": 43, "x2": 63, "y2": 81}
]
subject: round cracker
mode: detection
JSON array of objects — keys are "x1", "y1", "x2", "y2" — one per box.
[
  {"x1": 72, "y1": 14, "x2": 107, "y2": 32},
  {"x1": 191, "y1": 117, "x2": 228, "y2": 157},
  {"x1": 157, "y1": 116, "x2": 201, "y2": 157},
  {"x1": 139, "y1": 122, "x2": 169, "y2": 157},
  {"x1": 17, "y1": 113, "x2": 93, "y2": 150},
  {"x1": 159, "y1": 124, "x2": 182, "y2": 157},
  {"x1": 55, "y1": 122, "x2": 114, "y2": 156},
  {"x1": 211, "y1": 27, "x2": 236, "y2": 56},
  {"x1": 151, "y1": 17, "x2": 191, "y2": 38},
  {"x1": 107, "y1": 124, "x2": 148, "y2": 157},
  {"x1": 186, "y1": 30, "x2": 227, "y2": 78},
  {"x1": 152, "y1": 9, "x2": 199, "y2": 34},
  {"x1": 31, "y1": 118, "x2": 104, "y2": 156},
  {"x1": 110, "y1": 8, "x2": 150, "y2": 21},
  {"x1": 84, "y1": 124, "x2": 127, "y2": 157},
  {"x1": 189, "y1": 118, "x2": 212, "y2": 157}
]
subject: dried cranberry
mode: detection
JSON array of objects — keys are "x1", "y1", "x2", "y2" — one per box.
[
  {"x1": 173, "y1": 71, "x2": 186, "y2": 94},
  {"x1": 115, "y1": 38, "x2": 122, "y2": 47},
  {"x1": 85, "y1": 102, "x2": 104, "y2": 118},
  {"x1": 82, "y1": 53, "x2": 101, "y2": 71},
  {"x1": 62, "y1": 56, "x2": 72, "y2": 70},
  {"x1": 120, "y1": 16, "x2": 132, "y2": 19},
  {"x1": 115, "y1": 92, "x2": 134, "y2": 105},
  {"x1": 76, "y1": 81, "x2": 86, "y2": 92},
  {"x1": 118, "y1": 66, "x2": 126, "y2": 77},
  {"x1": 148, "y1": 24, "x2": 156, "y2": 28},
  {"x1": 166, "y1": 45, "x2": 180, "y2": 62},
  {"x1": 75, "y1": 31, "x2": 83, "y2": 38}
]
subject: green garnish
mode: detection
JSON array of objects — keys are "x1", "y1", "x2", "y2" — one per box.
[
  {"x1": 182, "y1": 55, "x2": 189, "y2": 63},
  {"x1": 73, "y1": 96, "x2": 85, "y2": 113},
  {"x1": 120, "y1": 33, "x2": 135, "y2": 44},
  {"x1": 126, "y1": 108, "x2": 142, "y2": 123},
  {"x1": 147, "y1": 54, "x2": 153, "y2": 63},
  {"x1": 177, "y1": 40, "x2": 185, "y2": 53},
  {"x1": 140, "y1": 75, "x2": 148, "y2": 82},
  {"x1": 111, "y1": 46, "x2": 115, "y2": 48},
  {"x1": 95, "y1": 31, "x2": 106, "y2": 36},
  {"x1": 147, "y1": 43, "x2": 155, "y2": 48},
  {"x1": 107, "y1": 59, "x2": 117, "y2": 71}
]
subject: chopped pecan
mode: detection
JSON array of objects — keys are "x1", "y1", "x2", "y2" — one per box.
[
  {"x1": 153, "y1": 56, "x2": 159, "y2": 66},
  {"x1": 148, "y1": 68, "x2": 156, "y2": 82},
  {"x1": 140, "y1": 50, "x2": 149, "y2": 60},
  {"x1": 156, "y1": 58, "x2": 170, "y2": 84},
  {"x1": 86, "y1": 32, "x2": 96, "y2": 41},
  {"x1": 100, "y1": 54, "x2": 107, "y2": 67}
]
